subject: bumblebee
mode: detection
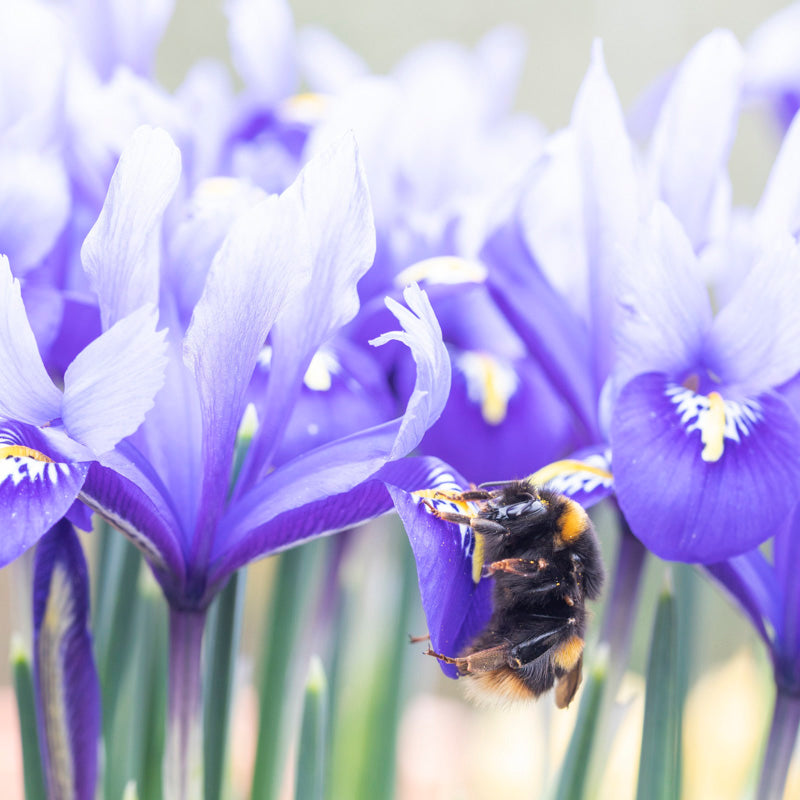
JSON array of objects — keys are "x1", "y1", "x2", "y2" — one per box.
[{"x1": 422, "y1": 479, "x2": 604, "y2": 708}]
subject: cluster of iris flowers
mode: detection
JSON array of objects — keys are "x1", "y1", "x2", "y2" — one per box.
[{"x1": 4, "y1": 0, "x2": 800, "y2": 797}]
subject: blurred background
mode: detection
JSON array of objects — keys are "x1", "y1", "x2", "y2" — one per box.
[{"x1": 1, "y1": 1, "x2": 796, "y2": 798}]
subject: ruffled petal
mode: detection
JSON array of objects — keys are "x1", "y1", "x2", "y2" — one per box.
[
  {"x1": 62, "y1": 305, "x2": 169, "y2": 454},
  {"x1": 611, "y1": 372, "x2": 800, "y2": 561},
  {"x1": 33, "y1": 521, "x2": 100, "y2": 800},
  {"x1": 81, "y1": 125, "x2": 181, "y2": 330},
  {"x1": 0, "y1": 423, "x2": 88, "y2": 567},
  {"x1": 0, "y1": 256, "x2": 62, "y2": 425}
]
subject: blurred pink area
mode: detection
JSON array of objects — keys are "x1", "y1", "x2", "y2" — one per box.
[{"x1": 0, "y1": 687, "x2": 25, "y2": 800}]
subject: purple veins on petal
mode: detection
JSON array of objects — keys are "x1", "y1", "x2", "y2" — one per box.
[{"x1": 33, "y1": 520, "x2": 100, "y2": 800}]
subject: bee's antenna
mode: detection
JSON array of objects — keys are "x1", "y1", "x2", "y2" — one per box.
[{"x1": 477, "y1": 479, "x2": 516, "y2": 489}]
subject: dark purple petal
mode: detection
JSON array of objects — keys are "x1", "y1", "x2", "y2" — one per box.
[
  {"x1": 611, "y1": 372, "x2": 800, "y2": 561},
  {"x1": 705, "y1": 551, "x2": 775, "y2": 644},
  {"x1": 80, "y1": 463, "x2": 186, "y2": 598},
  {"x1": 648, "y1": 30, "x2": 743, "y2": 248},
  {"x1": 0, "y1": 256, "x2": 62, "y2": 425},
  {"x1": 0, "y1": 423, "x2": 88, "y2": 567},
  {"x1": 33, "y1": 520, "x2": 100, "y2": 800},
  {"x1": 81, "y1": 126, "x2": 181, "y2": 330},
  {"x1": 62, "y1": 305, "x2": 168, "y2": 454},
  {"x1": 386, "y1": 463, "x2": 493, "y2": 678}
]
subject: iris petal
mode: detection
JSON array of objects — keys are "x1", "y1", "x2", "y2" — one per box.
[{"x1": 611, "y1": 372, "x2": 800, "y2": 561}]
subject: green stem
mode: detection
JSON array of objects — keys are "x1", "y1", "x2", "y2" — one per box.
[
  {"x1": 165, "y1": 608, "x2": 206, "y2": 800},
  {"x1": 757, "y1": 688, "x2": 800, "y2": 800},
  {"x1": 11, "y1": 635, "x2": 46, "y2": 800}
]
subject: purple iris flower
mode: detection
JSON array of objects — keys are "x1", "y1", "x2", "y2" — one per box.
[{"x1": 32, "y1": 519, "x2": 100, "y2": 800}]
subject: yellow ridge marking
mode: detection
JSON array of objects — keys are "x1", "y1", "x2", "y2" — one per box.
[
  {"x1": 471, "y1": 533, "x2": 486, "y2": 584},
  {"x1": 0, "y1": 446, "x2": 53, "y2": 463},
  {"x1": 476, "y1": 354, "x2": 507, "y2": 425},
  {"x1": 700, "y1": 391, "x2": 726, "y2": 462},
  {"x1": 529, "y1": 459, "x2": 612, "y2": 485}
]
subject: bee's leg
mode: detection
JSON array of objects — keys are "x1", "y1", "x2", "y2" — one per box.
[
  {"x1": 408, "y1": 633, "x2": 430, "y2": 644},
  {"x1": 508, "y1": 619, "x2": 575, "y2": 668},
  {"x1": 422, "y1": 502, "x2": 509, "y2": 537},
  {"x1": 485, "y1": 557, "x2": 550, "y2": 577},
  {"x1": 425, "y1": 644, "x2": 509, "y2": 675}
]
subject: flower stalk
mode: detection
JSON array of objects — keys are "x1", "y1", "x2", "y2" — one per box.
[
  {"x1": 165, "y1": 609, "x2": 206, "y2": 800},
  {"x1": 757, "y1": 687, "x2": 800, "y2": 800}
]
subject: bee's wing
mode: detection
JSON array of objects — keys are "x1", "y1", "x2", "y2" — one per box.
[{"x1": 554, "y1": 656, "x2": 583, "y2": 709}]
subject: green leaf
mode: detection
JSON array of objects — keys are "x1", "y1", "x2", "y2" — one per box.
[
  {"x1": 204, "y1": 570, "x2": 246, "y2": 800},
  {"x1": 295, "y1": 656, "x2": 328, "y2": 800},
  {"x1": 636, "y1": 582, "x2": 681, "y2": 800},
  {"x1": 553, "y1": 647, "x2": 608, "y2": 800},
  {"x1": 11, "y1": 635, "x2": 46, "y2": 800},
  {"x1": 251, "y1": 542, "x2": 324, "y2": 800}
]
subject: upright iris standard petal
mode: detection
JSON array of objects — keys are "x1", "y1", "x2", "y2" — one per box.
[
  {"x1": 33, "y1": 521, "x2": 101, "y2": 800},
  {"x1": 571, "y1": 39, "x2": 638, "y2": 387},
  {"x1": 245, "y1": 133, "x2": 375, "y2": 478},
  {"x1": 755, "y1": 111, "x2": 800, "y2": 236},
  {"x1": 216, "y1": 284, "x2": 450, "y2": 553},
  {"x1": 0, "y1": 256, "x2": 62, "y2": 424},
  {"x1": 81, "y1": 125, "x2": 181, "y2": 330},
  {"x1": 387, "y1": 464, "x2": 493, "y2": 679},
  {"x1": 183, "y1": 191, "x2": 311, "y2": 557},
  {"x1": 611, "y1": 373, "x2": 800, "y2": 561},
  {"x1": 614, "y1": 204, "x2": 713, "y2": 391},
  {"x1": 647, "y1": 29, "x2": 743, "y2": 247},
  {"x1": 704, "y1": 236, "x2": 800, "y2": 396},
  {"x1": 226, "y1": 0, "x2": 297, "y2": 106},
  {"x1": 61, "y1": 305, "x2": 169, "y2": 454},
  {"x1": 0, "y1": 423, "x2": 89, "y2": 567}
]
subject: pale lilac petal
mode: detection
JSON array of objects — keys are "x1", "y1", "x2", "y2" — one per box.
[
  {"x1": 62, "y1": 305, "x2": 169, "y2": 454},
  {"x1": 572, "y1": 40, "x2": 639, "y2": 384},
  {"x1": 371, "y1": 284, "x2": 450, "y2": 459},
  {"x1": 0, "y1": 256, "x2": 61, "y2": 424},
  {"x1": 0, "y1": 423, "x2": 88, "y2": 567},
  {"x1": 614, "y1": 204, "x2": 713, "y2": 390},
  {"x1": 648, "y1": 29, "x2": 743, "y2": 247},
  {"x1": 69, "y1": 0, "x2": 175, "y2": 78},
  {"x1": 33, "y1": 521, "x2": 100, "y2": 800},
  {"x1": 611, "y1": 373, "x2": 800, "y2": 562},
  {"x1": 0, "y1": 148, "x2": 70, "y2": 273},
  {"x1": 183, "y1": 191, "x2": 310, "y2": 548},
  {"x1": 81, "y1": 126, "x2": 181, "y2": 330},
  {"x1": 706, "y1": 236, "x2": 800, "y2": 395},
  {"x1": 298, "y1": 27, "x2": 368, "y2": 93},
  {"x1": 226, "y1": 0, "x2": 296, "y2": 104},
  {"x1": 247, "y1": 133, "x2": 375, "y2": 474},
  {"x1": 755, "y1": 110, "x2": 800, "y2": 236},
  {"x1": 745, "y1": 4, "x2": 800, "y2": 101},
  {"x1": 221, "y1": 286, "x2": 449, "y2": 543}
]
